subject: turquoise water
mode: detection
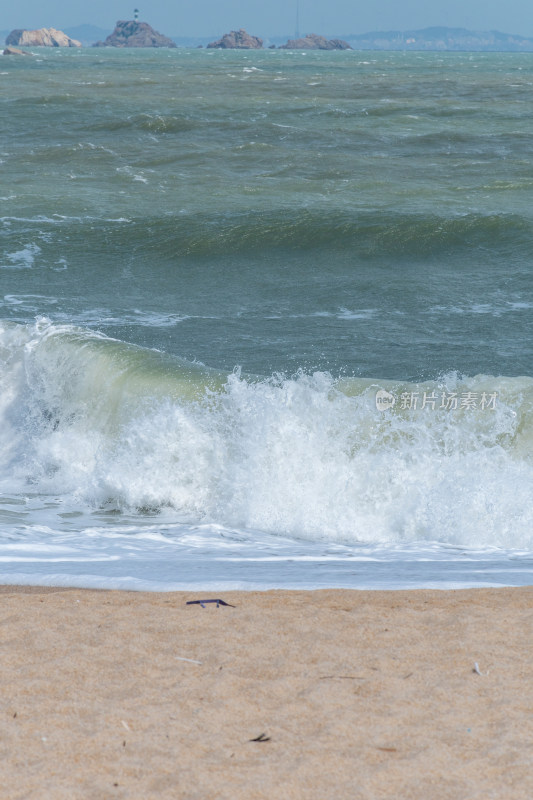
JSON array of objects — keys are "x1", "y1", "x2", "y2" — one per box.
[{"x1": 1, "y1": 48, "x2": 533, "y2": 589}]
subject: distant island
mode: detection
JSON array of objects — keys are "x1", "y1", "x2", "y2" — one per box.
[
  {"x1": 93, "y1": 20, "x2": 176, "y2": 48},
  {"x1": 6, "y1": 27, "x2": 81, "y2": 47},
  {"x1": 207, "y1": 29, "x2": 263, "y2": 49},
  {"x1": 3, "y1": 24, "x2": 533, "y2": 52},
  {"x1": 201, "y1": 29, "x2": 352, "y2": 50},
  {"x1": 279, "y1": 34, "x2": 351, "y2": 50}
]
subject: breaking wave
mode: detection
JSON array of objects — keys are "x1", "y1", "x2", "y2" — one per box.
[{"x1": 1, "y1": 319, "x2": 533, "y2": 549}]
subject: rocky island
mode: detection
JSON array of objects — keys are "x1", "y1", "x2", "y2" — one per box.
[
  {"x1": 93, "y1": 20, "x2": 176, "y2": 48},
  {"x1": 3, "y1": 46, "x2": 32, "y2": 56},
  {"x1": 207, "y1": 29, "x2": 263, "y2": 49},
  {"x1": 6, "y1": 27, "x2": 81, "y2": 47},
  {"x1": 280, "y1": 33, "x2": 351, "y2": 50}
]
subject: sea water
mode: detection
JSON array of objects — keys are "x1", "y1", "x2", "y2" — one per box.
[{"x1": 1, "y1": 48, "x2": 533, "y2": 590}]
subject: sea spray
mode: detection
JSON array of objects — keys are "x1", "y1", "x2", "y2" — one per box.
[{"x1": 2, "y1": 320, "x2": 533, "y2": 549}]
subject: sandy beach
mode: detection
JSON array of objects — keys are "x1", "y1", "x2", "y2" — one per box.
[{"x1": 0, "y1": 586, "x2": 532, "y2": 799}]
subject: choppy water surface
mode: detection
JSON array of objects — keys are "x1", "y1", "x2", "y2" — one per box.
[{"x1": 1, "y1": 49, "x2": 533, "y2": 589}]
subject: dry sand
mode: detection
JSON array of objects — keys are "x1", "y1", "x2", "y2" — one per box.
[{"x1": 0, "y1": 586, "x2": 532, "y2": 799}]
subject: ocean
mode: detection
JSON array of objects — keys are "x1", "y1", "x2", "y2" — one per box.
[{"x1": 1, "y1": 46, "x2": 533, "y2": 590}]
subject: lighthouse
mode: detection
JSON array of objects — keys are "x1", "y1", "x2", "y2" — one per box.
[{"x1": 134, "y1": 8, "x2": 139, "y2": 21}]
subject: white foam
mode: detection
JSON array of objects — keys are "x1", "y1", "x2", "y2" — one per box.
[
  {"x1": 0, "y1": 520, "x2": 530, "y2": 591},
  {"x1": 3, "y1": 294, "x2": 57, "y2": 307},
  {"x1": 1, "y1": 244, "x2": 41, "y2": 269},
  {"x1": 1, "y1": 320, "x2": 533, "y2": 554},
  {"x1": 116, "y1": 166, "x2": 149, "y2": 184}
]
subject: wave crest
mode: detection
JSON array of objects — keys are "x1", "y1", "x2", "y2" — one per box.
[{"x1": 1, "y1": 319, "x2": 533, "y2": 548}]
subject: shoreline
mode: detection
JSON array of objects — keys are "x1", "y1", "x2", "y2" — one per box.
[
  {"x1": 0, "y1": 582, "x2": 532, "y2": 593},
  {"x1": 1, "y1": 586, "x2": 532, "y2": 798}
]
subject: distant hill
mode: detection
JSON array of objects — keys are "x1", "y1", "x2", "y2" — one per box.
[{"x1": 344, "y1": 27, "x2": 533, "y2": 51}]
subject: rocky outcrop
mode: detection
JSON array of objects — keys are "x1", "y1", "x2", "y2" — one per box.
[
  {"x1": 3, "y1": 46, "x2": 32, "y2": 56},
  {"x1": 280, "y1": 34, "x2": 352, "y2": 50},
  {"x1": 207, "y1": 29, "x2": 263, "y2": 49},
  {"x1": 6, "y1": 28, "x2": 81, "y2": 47},
  {"x1": 329, "y1": 38, "x2": 353, "y2": 50},
  {"x1": 93, "y1": 20, "x2": 176, "y2": 48}
]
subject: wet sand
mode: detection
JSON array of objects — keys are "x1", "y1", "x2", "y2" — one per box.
[{"x1": 0, "y1": 586, "x2": 532, "y2": 799}]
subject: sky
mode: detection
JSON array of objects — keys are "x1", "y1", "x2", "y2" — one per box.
[{"x1": 2, "y1": 0, "x2": 533, "y2": 39}]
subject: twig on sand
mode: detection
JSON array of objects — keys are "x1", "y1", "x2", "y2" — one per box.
[
  {"x1": 186, "y1": 599, "x2": 235, "y2": 608},
  {"x1": 175, "y1": 656, "x2": 203, "y2": 665}
]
